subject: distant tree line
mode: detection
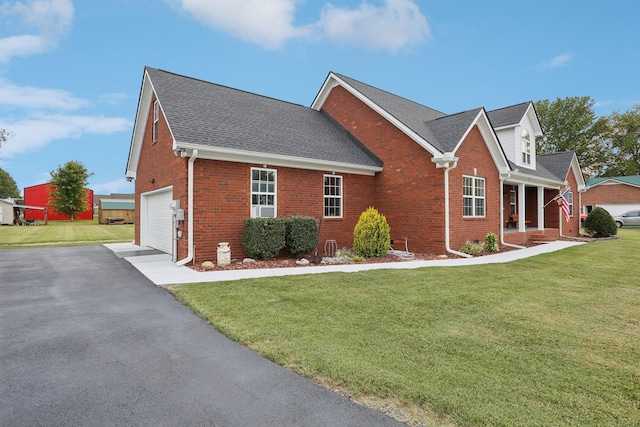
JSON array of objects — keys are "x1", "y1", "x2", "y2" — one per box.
[{"x1": 535, "y1": 97, "x2": 640, "y2": 177}]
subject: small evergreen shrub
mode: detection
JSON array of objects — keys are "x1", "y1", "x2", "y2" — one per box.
[
  {"x1": 285, "y1": 216, "x2": 319, "y2": 256},
  {"x1": 460, "y1": 241, "x2": 484, "y2": 255},
  {"x1": 583, "y1": 207, "x2": 617, "y2": 238},
  {"x1": 242, "y1": 217, "x2": 286, "y2": 260},
  {"x1": 485, "y1": 232, "x2": 499, "y2": 252},
  {"x1": 353, "y1": 207, "x2": 391, "y2": 257}
]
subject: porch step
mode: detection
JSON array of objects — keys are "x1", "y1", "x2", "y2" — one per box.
[{"x1": 528, "y1": 233, "x2": 556, "y2": 243}]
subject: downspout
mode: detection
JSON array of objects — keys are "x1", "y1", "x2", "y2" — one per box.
[
  {"x1": 177, "y1": 149, "x2": 198, "y2": 266},
  {"x1": 499, "y1": 174, "x2": 526, "y2": 249},
  {"x1": 432, "y1": 153, "x2": 472, "y2": 258}
]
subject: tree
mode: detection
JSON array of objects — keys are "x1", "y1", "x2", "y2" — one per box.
[
  {"x1": 604, "y1": 104, "x2": 640, "y2": 177},
  {"x1": 1, "y1": 128, "x2": 14, "y2": 159},
  {"x1": 48, "y1": 161, "x2": 93, "y2": 220},
  {"x1": 535, "y1": 97, "x2": 609, "y2": 177},
  {"x1": 0, "y1": 167, "x2": 20, "y2": 198}
]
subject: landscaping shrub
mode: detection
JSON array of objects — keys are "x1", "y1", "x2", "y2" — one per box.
[
  {"x1": 242, "y1": 217, "x2": 286, "y2": 260},
  {"x1": 353, "y1": 207, "x2": 391, "y2": 257},
  {"x1": 285, "y1": 216, "x2": 319, "y2": 256},
  {"x1": 485, "y1": 232, "x2": 499, "y2": 252},
  {"x1": 460, "y1": 241, "x2": 484, "y2": 255},
  {"x1": 583, "y1": 207, "x2": 617, "y2": 238}
]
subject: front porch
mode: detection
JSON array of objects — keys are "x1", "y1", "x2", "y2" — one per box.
[
  {"x1": 503, "y1": 227, "x2": 560, "y2": 246},
  {"x1": 502, "y1": 182, "x2": 563, "y2": 234}
]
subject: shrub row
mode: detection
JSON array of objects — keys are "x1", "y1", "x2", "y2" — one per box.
[{"x1": 242, "y1": 216, "x2": 319, "y2": 260}]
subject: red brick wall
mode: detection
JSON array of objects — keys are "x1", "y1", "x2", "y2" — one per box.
[
  {"x1": 191, "y1": 161, "x2": 375, "y2": 262},
  {"x1": 448, "y1": 125, "x2": 502, "y2": 250},
  {"x1": 134, "y1": 94, "x2": 189, "y2": 255},
  {"x1": 582, "y1": 183, "x2": 640, "y2": 206},
  {"x1": 563, "y1": 171, "x2": 581, "y2": 237},
  {"x1": 321, "y1": 86, "x2": 501, "y2": 254}
]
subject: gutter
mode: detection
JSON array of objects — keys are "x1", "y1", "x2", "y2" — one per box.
[
  {"x1": 432, "y1": 153, "x2": 472, "y2": 258},
  {"x1": 177, "y1": 149, "x2": 198, "y2": 266}
]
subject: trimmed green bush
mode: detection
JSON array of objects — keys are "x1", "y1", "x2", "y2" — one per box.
[
  {"x1": 353, "y1": 207, "x2": 391, "y2": 257},
  {"x1": 285, "y1": 216, "x2": 319, "y2": 256},
  {"x1": 583, "y1": 207, "x2": 617, "y2": 238},
  {"x1": 460, "y1": 241, "x2": 484, "y2": 255},
  {"x1": 242, "y1": 217, "x2": 286, "y2": 260},
  {"x1": 485, "y1": 232, "x2": 499, "y2": 252}
]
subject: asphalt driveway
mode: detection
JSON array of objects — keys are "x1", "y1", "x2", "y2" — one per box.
[{"x1": 0, "y1": 245, "x2": 404, "y2": 426}]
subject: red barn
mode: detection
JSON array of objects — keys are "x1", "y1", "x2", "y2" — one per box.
[{"x1": 23, "y1": 183, "x2": 94, "y2": 221}]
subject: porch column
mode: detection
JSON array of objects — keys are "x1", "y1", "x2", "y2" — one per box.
[
  {"x1": 518, "y1": 183, "x2": 526, "y2": 232},
  {"x1": 537, "y1": 186, "x2": 545, "y2": 229}
]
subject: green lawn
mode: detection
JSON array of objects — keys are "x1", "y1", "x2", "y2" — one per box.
[
  {"x1": 0, "y1": 217, "x2": 134, "y2": 248},
  {"x1": 172, "y1": 228, "x2": 640, "y2": 427}
]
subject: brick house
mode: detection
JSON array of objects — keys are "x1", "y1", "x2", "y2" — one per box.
[
  {"x1": 126, "y1": 68, "x2": 584, "y2": 264},
  {"x1": 582, "y1": 176, "x2": 640, "y2": 217}
]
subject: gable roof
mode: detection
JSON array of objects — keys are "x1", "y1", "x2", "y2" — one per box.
[
  {"x1": 586, "y1": 175, "x2": 640, "y2": 188},
  {"x1": 486, "y1": 102, "x2": 531, "y2": 128},
  {"x1": 312, "y1": 72, "x2": 510, "y2": 172},
  {"x1": 536, "y1": 151, "x2": 586, "y2": 189},
  {"x1": 127, "y1": 68, "x2": 383, "y2": 179}
]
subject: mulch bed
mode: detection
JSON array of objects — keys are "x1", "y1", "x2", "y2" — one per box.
[{"x1": 188, "y1": 236, "x2": 601, "y2": 273}]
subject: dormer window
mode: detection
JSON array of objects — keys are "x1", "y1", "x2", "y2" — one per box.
[{"x1": 521, "y1": 129, "x2": 531, "y2": 165}]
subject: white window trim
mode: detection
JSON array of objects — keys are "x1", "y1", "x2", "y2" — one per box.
[
  {"x1": 463, "y1": 175, "x2": 486, "y2": 218},
  {"x1": 323, "y1": 174, "x2": 343, "y2": 218},
  {"x1": 153, "y1": 100, "x2": 159, "y2": 142},
  {"x1": 250, "y1": 167, "x2": 277, "y2": 218},
  {"x1": 568, "y1": 191, "x2": 574, "y2": 216},
  {"x1": 521, "y1": 128, "x2": 531, "y2": 165}
]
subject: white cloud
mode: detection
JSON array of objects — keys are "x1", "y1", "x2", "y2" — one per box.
[
  {"x1": 0, "y1": 114, "x2": 132, "y2": 157},
  {"x1": 0, "y1": 80, "x2": 89, "y2": 110},
  {"x1": 0, "y1": 0, "x2": 74, "y2": 62},
  {"x1": 171, "y1": 0, "x2": 304, "y2": 50},
  {"x1": 317, "y1": 0, "x2": 431, "y2": 52},
  {"x1": 537, "y1": 53, "x2": 574, "y2": 70},
  {"x1": 169, "y1": 0, "x2": 430, "y2": 52}
]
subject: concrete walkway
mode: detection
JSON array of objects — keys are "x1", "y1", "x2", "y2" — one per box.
[{"x1": 106, "y1": 240, "x2": 585, "y2": 287}]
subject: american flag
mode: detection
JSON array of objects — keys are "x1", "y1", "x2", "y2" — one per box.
[{"x1": 556, "y1": 187, "x2": 571, "y2": 223}]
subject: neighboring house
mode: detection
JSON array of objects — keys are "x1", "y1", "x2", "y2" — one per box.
[
  {"x1": 126, "y1": 67, "x2": 584, "y2": 264},
  {"x1": 24, "y1": 183, "x2": 93, "y2": 221},
  {"x1": 582, "y1": 175, "x2": 640, "y2": 216}
]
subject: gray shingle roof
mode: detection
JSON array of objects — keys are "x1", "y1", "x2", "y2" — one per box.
[
  {"x1": 535, "y1": 151, "x2": 575, "y2": 181},
  {"x1": 146, "y1": 67, "x2": 382, "y2": 168},
  {"x1": 486, "y1": 102, "x2": 531, "y2": 128},
  {"x1": 333, "y1": 73, "x2": 474, "y2": 153}
]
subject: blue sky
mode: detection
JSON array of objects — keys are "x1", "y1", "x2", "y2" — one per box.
[{"x1": 0, "y1": 0, "x2": 638, "y2": 196}]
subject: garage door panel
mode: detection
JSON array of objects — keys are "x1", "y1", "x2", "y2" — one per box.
[{"x1": 144, "y1": 189, "x2": 173, "y2": 254}]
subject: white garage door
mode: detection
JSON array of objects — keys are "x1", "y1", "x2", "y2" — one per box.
[
  {"x1": 143, "y1": 188, "x2": 173, "y2": 254},
  {"x1": 596, "y1": 204, "x2": 640, "y2": 217}
]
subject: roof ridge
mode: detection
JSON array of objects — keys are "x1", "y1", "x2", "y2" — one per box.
[
  {"x1": 147, "y1": 66, "x2": 308, "y2": 109},
  {"x1": 486, "y1": 101, "x2": 532, "y2": 113},
  {"x1": 431, "y1": 107, "x2": 483, "y2": 121}
]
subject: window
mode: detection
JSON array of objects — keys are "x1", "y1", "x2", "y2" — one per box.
[
  {"x1": 324, "y1": 175, "x2": 342, "y2": 218},
  {"x1": 510, "y1": 190, "x2": 516, "y2": 215},
  {"x1": 251, "y1": 168, "x2": 276, "y2": 218},
  {"x1": 463, "y1": 176, "x2": 485, "y2": 217},
  {"x1": 153, "y1": 100, "x2": 159, "y2": 142},
  {"x1": 568, "y1": 191, "x2": 574, "y2": 216},
  {"x1": 521, "y1": 129, "x2": 531, "y2": 165}
]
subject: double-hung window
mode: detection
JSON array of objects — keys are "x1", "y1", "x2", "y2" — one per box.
[
  {"x1": 324, "y1": 175, "x2": 342, "y2": 218},
  {"x1": 251, "y1": 168, "x2": 276, "y2": 218},
  {"x1": 568, "y1": 191, "x2": 574, "y2": 216},
  {"x1": 463, "y1": 176, "x2": 485, "y2": 217},
  {"x1": 153, "y1": 100, "x2": 159, "y2": 142},
  {"x1": 521, "y1": 129, "x2": 531, "y2": 165}
]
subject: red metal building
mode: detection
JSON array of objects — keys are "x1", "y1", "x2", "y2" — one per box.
[{"x1": 23, "y1": 183, "x2": 94, "y2": 221}]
